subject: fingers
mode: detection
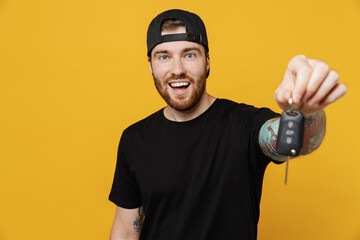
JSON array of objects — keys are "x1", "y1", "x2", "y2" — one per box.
[
  {"x1": 287, "y1": 55, "x2": 312, "y2": 104},
  {"x1": 307, "y1": 70, "x2": 340, "y2": 106},
  {"x1": 318, "y1": 82, "x2": 347, "y2": 107},
  {"x1": 277, "y1": 55, "x2": 347, "y2": 113},
  {"x1": 304, "y1": 59, "x2": 330, "y2": 102}
]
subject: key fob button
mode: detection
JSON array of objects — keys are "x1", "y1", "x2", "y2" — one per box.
[{"x1": 286, "y1": 130, "x2": 294, "y2": 135}]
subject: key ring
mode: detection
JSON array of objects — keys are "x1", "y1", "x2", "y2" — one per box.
[{"x1": 288, "y1": 97, "x2": 293, "y2": 112}]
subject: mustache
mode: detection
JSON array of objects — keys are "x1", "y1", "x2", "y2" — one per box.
[{"x1": 165, "y1": 73, "x2": 195, "y2": 83}]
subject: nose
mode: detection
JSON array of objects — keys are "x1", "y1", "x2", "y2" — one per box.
[{"x1": 170, "y1": 57, "x2": 186, "y2": 78}]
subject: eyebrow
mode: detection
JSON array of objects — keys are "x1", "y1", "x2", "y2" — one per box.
[
  {"x1": 183, "y1": 47, "x2": 202, "y2": 53},
  {"x1": 153, "y1": 50, "x2": 169, "y2": 57},
  {"x1": 153, "y1": 47, "x2": 202, "y2": 58}
]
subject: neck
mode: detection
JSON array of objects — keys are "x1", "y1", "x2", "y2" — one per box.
[{"x1": 164, "y1": 92, "x2": 216, "y2": 122}]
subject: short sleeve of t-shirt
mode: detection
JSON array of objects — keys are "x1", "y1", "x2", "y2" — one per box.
[{"x1": 109, "y1": 129, "x2": 142, "y2": 209}]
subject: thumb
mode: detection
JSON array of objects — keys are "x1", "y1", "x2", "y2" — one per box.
[{"x1": 275, "y1": 87, "x2": 292, "y2": 110}]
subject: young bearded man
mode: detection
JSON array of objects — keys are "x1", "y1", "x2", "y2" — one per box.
[{"x1": 108, "y1": 9, "x2": 347, "y2": 240}]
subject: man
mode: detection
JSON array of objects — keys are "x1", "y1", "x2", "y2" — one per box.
[{"x1": 108, "y1": 9, "x2": 347, "y2": 240}]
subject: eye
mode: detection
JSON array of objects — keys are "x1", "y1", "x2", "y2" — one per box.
[
  {"x1": 185, "y1": 53, "x2": 196, "y2": 59},
  {"x1": 159, "y1": 55, "x2": 169, "y2": 60}
]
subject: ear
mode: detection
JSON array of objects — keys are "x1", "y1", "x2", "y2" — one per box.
[
  {"x1": 147, "y1": 57, "x2": 153, "y2": 74},
  {"x1": 206, "y1": 53, "x2": 210, "y2": 71}
]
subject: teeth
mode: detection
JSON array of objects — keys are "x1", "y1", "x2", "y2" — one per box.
[{"x1": 170, "y1": 82, "x2": 190, "y2": 88}]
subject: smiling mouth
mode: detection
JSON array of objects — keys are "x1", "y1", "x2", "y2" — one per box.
[{"x1": 169, "y1": 82, "x2": 190, "y2": 89}]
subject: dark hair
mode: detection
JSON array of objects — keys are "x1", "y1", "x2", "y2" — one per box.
[{"x1": 161, "y1": 19, "x2": 185, "y2": 32}]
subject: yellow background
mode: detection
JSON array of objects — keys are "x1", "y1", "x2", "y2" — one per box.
[{"x1": 0, "y1": 0, "x2": 359, "y2": 239}]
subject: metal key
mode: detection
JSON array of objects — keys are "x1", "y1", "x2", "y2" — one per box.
[{"x1": 276, "y1": 98, "x2": 305, "y2": 185}]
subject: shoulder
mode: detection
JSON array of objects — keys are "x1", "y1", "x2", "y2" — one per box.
[
  {"x1": 122, "y1": 108, "x2": 164, "y2": 138},
  {"x1": 215, "y1": 99, "x2": 280, "y2": 132},
  {"x1": 216, "y1": 98, "x2": 253, "y2": 112},
  {"x1": 217, "y1": 98, "x2": 276, "y2": 117}
]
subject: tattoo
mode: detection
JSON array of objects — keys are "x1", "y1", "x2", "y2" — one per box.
[
  {"x1": 300, "y1": 110, "x2": 326, "y2": 155},
  {"x1": 133, "y1": 206, "x2": 144, "y2": 232},
  {"x1": 259, "y1": 110, "x2": 326, "y2": 161},
  {"x1": 259, "y1": 117, "x2": 287, "y2": 161}
]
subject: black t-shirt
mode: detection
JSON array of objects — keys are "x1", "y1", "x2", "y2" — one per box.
[{"x1": 109, "y1": 98, "x2": 280, "y2": 240}]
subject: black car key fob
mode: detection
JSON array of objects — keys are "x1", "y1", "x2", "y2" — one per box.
[{"x1": 276, "y1": 109, "x2": 304, "y2": 156}]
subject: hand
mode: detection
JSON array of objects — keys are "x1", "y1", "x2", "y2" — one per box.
[{"x1": 274, "y1": 55, "x2": 347, "y2": 116}]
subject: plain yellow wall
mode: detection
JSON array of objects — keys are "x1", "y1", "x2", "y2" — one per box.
[{"x1": 0, "y1": 0, "x2": 359, "y2": 239}]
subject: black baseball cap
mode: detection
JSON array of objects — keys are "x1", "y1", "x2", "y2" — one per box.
[{"x1": 147, "y1": 9, "x2": 209, "y2": 57}]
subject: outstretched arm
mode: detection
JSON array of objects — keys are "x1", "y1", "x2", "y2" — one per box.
[
  {"x1": 259, "y1": 55, "x2": 346, "y2": 161},
  {"x1": 259, "y1": 110, "x2": 326, "y2": 162}
]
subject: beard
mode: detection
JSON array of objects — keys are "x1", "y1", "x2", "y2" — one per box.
[{"x1": 153, "y1": 69, "x2": 207, "y2": 112}]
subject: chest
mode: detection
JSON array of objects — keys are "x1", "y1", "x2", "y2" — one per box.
[{"x1": 128, "y1": 122, "x2": 253, "y2": 203}]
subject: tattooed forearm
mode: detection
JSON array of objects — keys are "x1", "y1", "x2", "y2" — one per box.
[
  {"x1": 259, "y1": 117, "x2": 288, "y2": 162},
  {"x1": 133, "y1": 207, "x2": 144, "y2": 232},
  {"x1": 300, "y1": 110, "x2": 326, "y2": 155},
  {"x1": 259, "y1": 110, "x2": 326, "y2": 161}
]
